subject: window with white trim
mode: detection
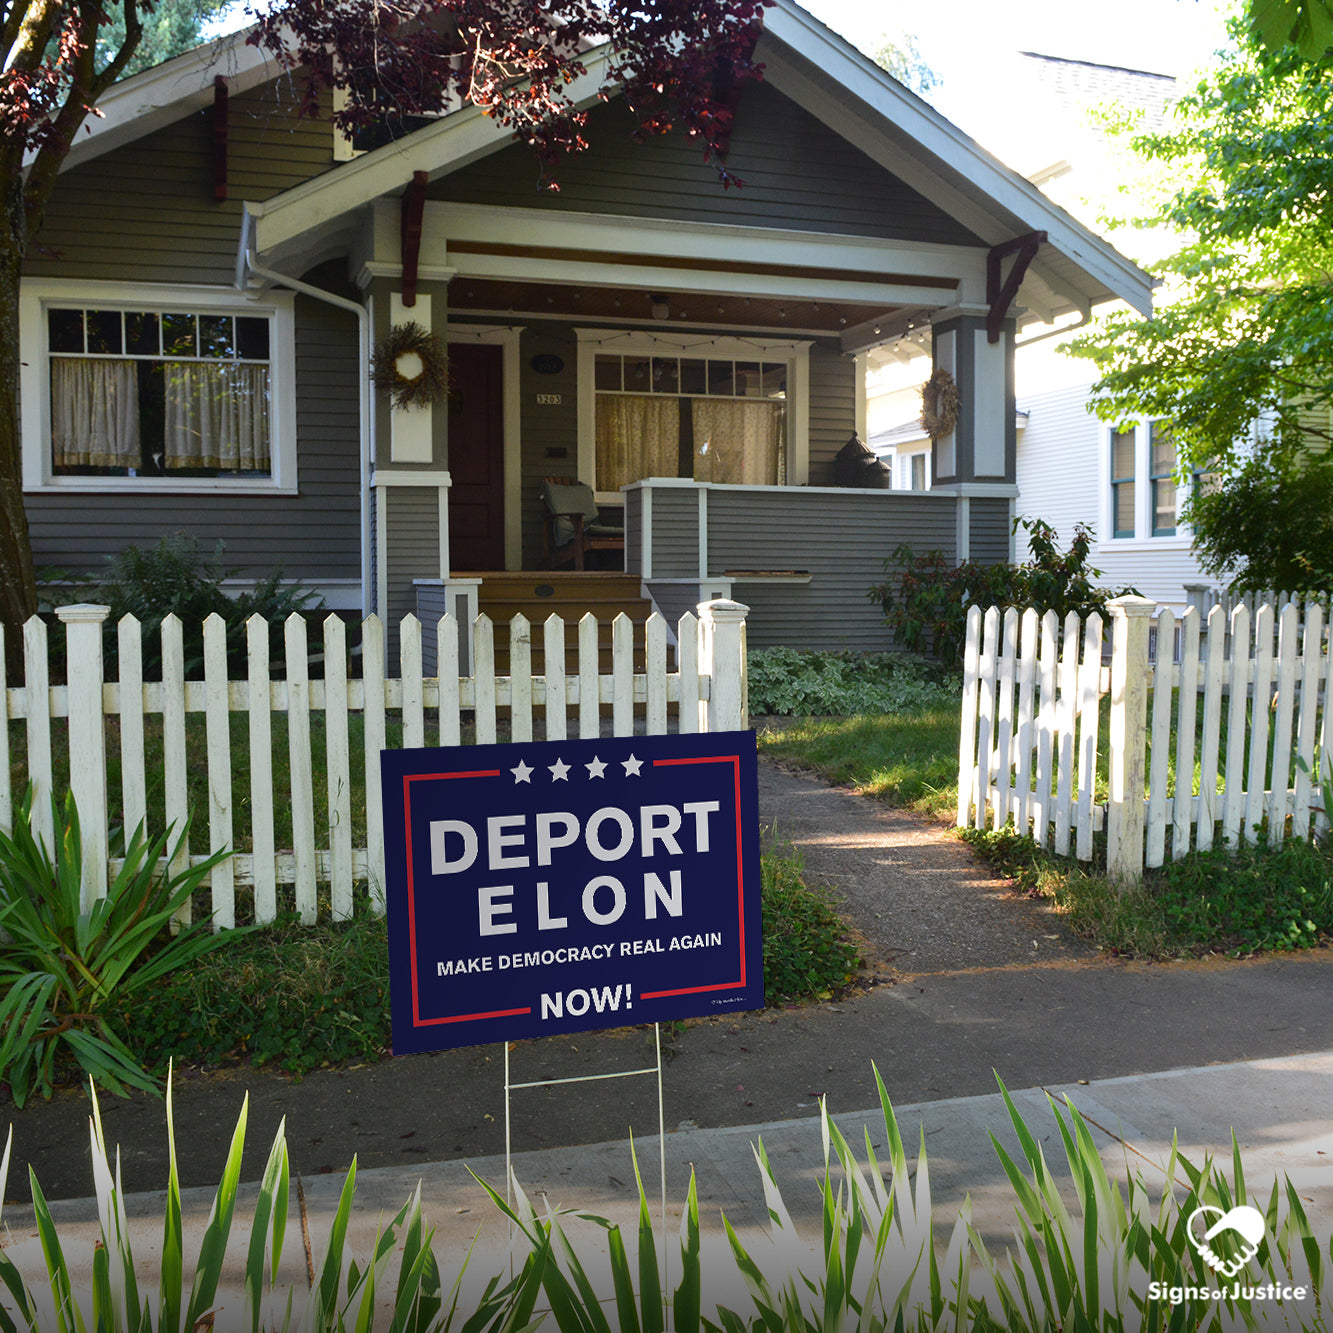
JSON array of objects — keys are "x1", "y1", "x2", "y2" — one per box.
[
  {"x1": 21, "y1": 282, "x2": 297, "y2": 493},
  {"x1": 575, "y1": 330, "x2": 810, "y2": 500},
  {"x1": 1106, "y1": 419, "x2": 1190, "y2": 541},
  {"x1": 1110, "y1": 427, "x2": 1136, "y2": 538},
  {"x1": 593, "y1": 353, "x2": 787, "y2": 491},
  {"x1": 48, "y1": 306, "x2": 272, "y2": 478},
  {"x1": 1149, "y1": 421, "x2": 1177, "y2": 536}
]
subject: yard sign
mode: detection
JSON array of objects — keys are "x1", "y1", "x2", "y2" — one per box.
[{"x1": 381, "y1": 731, "x2": 763, "y2": 1054}]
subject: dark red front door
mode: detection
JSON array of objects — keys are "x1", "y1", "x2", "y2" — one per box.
[{"x1": 447, "y1": 343, "x2": 505, "y2": 570}]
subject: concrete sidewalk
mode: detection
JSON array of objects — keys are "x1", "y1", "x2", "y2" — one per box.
[{"x1": 5, "y1": 1051, "x2": 1332, "y2": 1325}]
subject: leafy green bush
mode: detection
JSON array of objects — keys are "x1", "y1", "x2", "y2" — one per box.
[
  {"x1": 121, "y1": 910, "x2": 392, "y2": 1075},
  {"x1": 1156, "y1": 837, "x2": 1333, "y2": 953},
  {"x1": 748, "y1": 645, "x2": 956, "y2": 716},
  {"x1": 761, "y1": 844, "x2": 861, "y2": 1002},
  {"x1": 0, "y1": 792, "x2": 234, "y2": 1106},
  {"x1": 963, "y1": 827, "x2": 1333, "y2": 958},
  {"x1": 868, "y1": 517, "x2": 1137, "y2": 667},
  {"x1": 46, "y1": 533, "x2": 324, "y2": 679}
]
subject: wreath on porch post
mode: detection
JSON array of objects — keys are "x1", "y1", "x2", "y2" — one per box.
[
  {"x1": 920, "y1": 367, "x2": 961, "y2": 439},
  {"x1": 371, "y1": 321, "x2": 450, "y2": 411}
]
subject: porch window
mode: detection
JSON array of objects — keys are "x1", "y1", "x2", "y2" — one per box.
[
  {"x1": 593, "y1": 353, "x2": 786, "y2": 491},
  {"x1": 1110, "y1": 428, "x2": 1135, "y2": 538},
  {"x1": 47, "y1": 306, "x2": 272, "y2": 478}
]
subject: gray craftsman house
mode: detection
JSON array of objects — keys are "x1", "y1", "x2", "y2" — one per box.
[{"x1": 19, "y1": 0, "x2": 1152, "y2": 660}]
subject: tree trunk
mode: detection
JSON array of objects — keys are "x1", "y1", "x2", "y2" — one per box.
[{"x1": 0, "y1": 229, "x2": 39, "y2": 679}]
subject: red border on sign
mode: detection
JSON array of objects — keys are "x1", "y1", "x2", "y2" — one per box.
[
  {"x1": 640, "y1": 755, "x2": 746, "y2": 999},
  {"x1": 402, "y1": 770, "x2": 533, "y2": 1027}
]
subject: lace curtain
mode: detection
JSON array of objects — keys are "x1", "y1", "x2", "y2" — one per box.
[
  {"x1": 691, "y1": 398, "x2": 784, "y2": 486},
  {"x1": 165, "y1": 363, "x2": 271, "y2": 471},
  {"x1": 595, "y1": 394, "x2": 680, "y2": 491},
  {"x1": 51, "y1": 359, "x2": 139, "y2": 468}
]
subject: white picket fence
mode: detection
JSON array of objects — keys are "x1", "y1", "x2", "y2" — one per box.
[
  {"x1": 957, "y1": 596, "x2": 1333, "y2": 882},
  {"x1": 1, "y1": 600, "x2": 749, "y2": 928}
]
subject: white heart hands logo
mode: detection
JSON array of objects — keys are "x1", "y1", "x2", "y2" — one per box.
[{"x1": 1187, "y1": 1205, "x2": 1266, "y2": 1278}]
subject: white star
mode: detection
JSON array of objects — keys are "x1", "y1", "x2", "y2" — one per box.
[
  {"x1": 622, "y1": 754, "x2": 643, "y2": 776},
  {"x1": 586, "y1": 756, "x2": 607, "y2": 779},
  {"x1": 549, "y1": 758, "x2": 570, "y2": 782},
  {"x1": 511, "y1": 760, "x2": 533, "y2": 783}
]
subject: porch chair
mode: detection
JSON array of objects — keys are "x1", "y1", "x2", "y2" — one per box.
[{"x1": 539, "y1": 476, "x2": 625, "y2": 570}]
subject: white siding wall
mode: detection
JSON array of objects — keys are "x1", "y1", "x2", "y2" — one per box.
[{"x1": 1015, "y1": 381, "x2": 1217, "y2": 610}]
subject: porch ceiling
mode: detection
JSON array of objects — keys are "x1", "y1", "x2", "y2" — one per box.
[{"x1": 448, "y1": 278, "x2": 901, "y2": 336}]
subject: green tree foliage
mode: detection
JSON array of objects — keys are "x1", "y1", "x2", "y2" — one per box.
[
  {"x1": 1074, "y1": 26, "x2": 1333, "y2": 592},
  {"x1": 97, "y1": 0, "x2": 235, "y2": 77},
  {"x1": 871, "y1": 29, "x2": 940, "y2": 97}
]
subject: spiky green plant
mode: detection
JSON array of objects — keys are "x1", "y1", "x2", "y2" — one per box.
[
  {"x1": 0, "y1": 1075, "x2": 541, "y2": 1333},
  {"x1": 0, "y1": 1068, "x2": 1327, "y2": 1331},
  {"x1": 0, "y1": 790, "x2": 235, "y2": 1105}
]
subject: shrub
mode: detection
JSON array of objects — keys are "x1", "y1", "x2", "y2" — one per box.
[
  {"x1": 868, "y1": 517, "x2": 1137, "y2": 667},
  {"x1": 46, "y1": 533, "x2": 324, "y2": 679},
  {"x1": 1156, "y1": 837, "x2": 1333, "y2": 954},
  {"x1": 121, "y1": 910, "x2": 392, "y2": 1076},
  {"x1": 761, "y1": 843, "x2": 861, "y2": 1002},
  {"x1": 748, "y1": 645, "x2": 956, "y2": 716},
  {"x1": 0, "y1": 791, "x2": 235, "y2": 1106}
]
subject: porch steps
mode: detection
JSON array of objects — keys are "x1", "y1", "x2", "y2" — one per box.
[{"x1": 459, "y1": 571, "x2": 654, "y2": 675}]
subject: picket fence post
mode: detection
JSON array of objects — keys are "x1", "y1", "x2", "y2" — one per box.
[
  {"x1": 58, "y1": 603, "x2": 110, "y2": 909},
  {"x1": 1106, "y1": 595, "x2": 1156, "y2": 886},
  {"x1": 699, "y1": 599, "x2": 749, "y2": 732}
]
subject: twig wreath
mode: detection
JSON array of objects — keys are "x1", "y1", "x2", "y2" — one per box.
[
  {"x1": 920, "y1": 367, "x2": 961, "y2": 439},
  {"x1": 371, "y1": 321, "x2": 450, "y2": 410}
]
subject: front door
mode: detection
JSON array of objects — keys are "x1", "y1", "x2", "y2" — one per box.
[{"x1": 447, "y1": 342, "x2": 505, "y2": 570}]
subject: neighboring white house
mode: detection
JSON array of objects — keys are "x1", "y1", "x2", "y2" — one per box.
[{"x1": 866, "y1": 52, "x2": 1220, "y2": 611}]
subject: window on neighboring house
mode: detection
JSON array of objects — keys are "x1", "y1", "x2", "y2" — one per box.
[
  {"x1": 593, "y1": 354, "x2": 787, "y2": 491},
  {"x1": 47, "y1": 306, "x2": 272, "y2": 479},
  {"x1": 910, "y1": 452, "x2": 927, "y2": 490},
  {"x1": 1150, "y1": 421, "x2": 1177, "y2": 535},
  {"x1": 1111, "y1": 427, "x2": 1136, "y2": 538}
]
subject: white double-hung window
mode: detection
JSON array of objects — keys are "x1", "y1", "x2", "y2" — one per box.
[
  {"x1": 1105, "y1": 419, "x2": 1189, "y2": 543},
  {"x1": 21, "y1": 280, "x2": 297, "y2": 493}
]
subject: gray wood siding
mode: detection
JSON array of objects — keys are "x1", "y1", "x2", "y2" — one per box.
[
  {"x1": 649, "y1": 488, "x2": 700, "y2": 578},
  {"x1": 645, "y1": 582, "x2": 703, "y2": 630},
  {"x1": 705, "y1": 488, "x2": 958, "y2": 651},
  {"x1": 27, "y1": 272, "x2": 362, "y2": 584},
  {"x1": 385, "y1": 488, "x2": 440, "y2": 647},
  {"x1": 624, "y1": 489, "x2": 642, "y2": 576},
  {"x1": 808, "y1": 344, "x2": 857, "y2": 487},
  {"x1": 436, "y1": 83, "x2": 981, "y2": 245},
  {"x1": 28, "y1": 84, "x2": 334, "y2": 284},
  {"x1": 969, "y1": 498, "x2": 1012, "y2": 565}
]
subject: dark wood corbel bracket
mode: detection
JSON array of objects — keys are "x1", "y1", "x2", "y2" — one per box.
[
  {"x1": 400, "y1": 170, "x2": 429, "y2": 307},
  {"x1": 986, "y1": 230, "x2": 1046, "y2": 343},
  {"x1": 213, "y1": 76, "x2": 228, "y2": 201}
]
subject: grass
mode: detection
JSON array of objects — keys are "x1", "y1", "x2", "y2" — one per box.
[
  {"x1": 107, "y1": 843, "x2": 863, "y2": 1080},
  {"x1": 756, "y1": 709, "x2": 963, "y2": 821},
  {"x1": 757, "y1": 697, "x2": 1333, "y2": 962}
]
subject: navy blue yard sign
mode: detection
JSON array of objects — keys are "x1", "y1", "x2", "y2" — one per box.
[{"x1": 381, "y1": 731, "x2": 763, "y2": 1055}]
